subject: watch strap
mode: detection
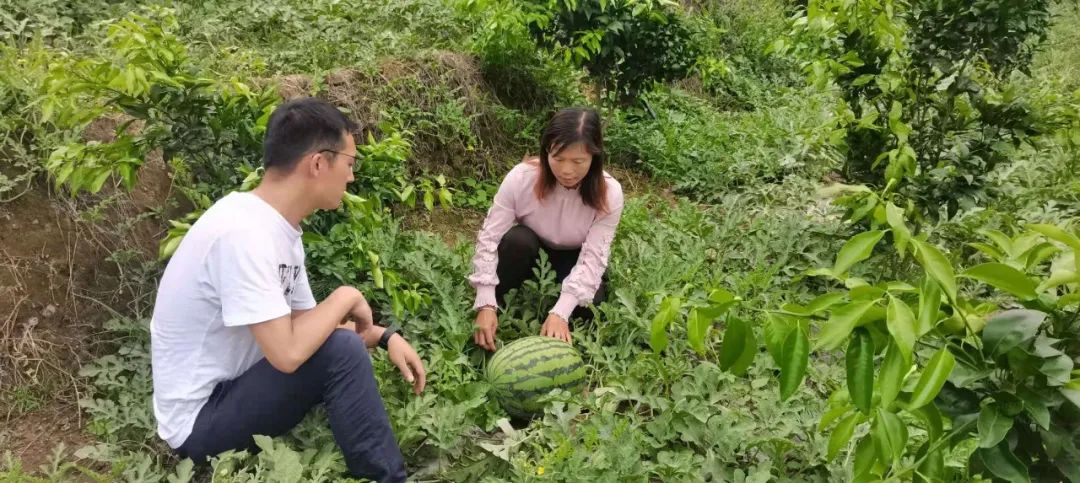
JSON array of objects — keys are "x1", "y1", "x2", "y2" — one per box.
[{"x1": 378, "y1": 324, "x2": 401, "y2": 350}]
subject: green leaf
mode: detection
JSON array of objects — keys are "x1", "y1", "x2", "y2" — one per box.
[
  {"x1": 1022, "y1": 242, "x2": 1059, "y2": 270},
  {"x1": 872, "y1": 409, "x2": 907, "y2": 465},
  {"x1": 1017, "y1": 388, "x2": 1050, "y2": 430},
  {"x1": 1028, "y1": 223, "x2": 1080, "y2": 252},
  {"x1": 783, "y1": 292, "x2": 846, "y2": 316},
  {"x1": 886, "y1": 296, "x2": 916, "y2": 363},
  {"x1": 853, "y1": 433, "x2": 878, "y2": 480},
  {"x1": 779, "y1": 326, "x2": 810, "y2": 401},
  {"x1": 828, "y1": 413, "x2": 861, "y2": 461},
  {"x1": 969, "y1": 242, "x2": 1006, "y2": 261},
  {"x1": 1038, "y1": 270, "x2": 1080, "y2": 293},
  {"x1": 916, "y1": 276, "x2": 942, "y2": 336},
  {"x1": 915, "y1": 442, "x2": 945, "y2": 483},
  {"x1": 729, "y1": 322, "x2": 757, "y2": 376},
  {"x1": 908, "y1": 348, "x2": 956, "y2": 410},
  {"x1": 847, "y1": 328, "x2": 875, "y2": 414},
  {"x1": 718, "y1": 317, "x2": 748, "y2": 369},
  {"x1": 764, "y1": 314, "x2": 795, "y2": 367},
  {"x1": 975, "y1": 442, "x2": 1030, "y2": 483},
  {"x1": 815, "y1": 299, "x2": 879, "y2": 351},
  {"x1": 89, "y1": 169, "x2": 112, "y2": 193},
  {"x1": 981, "y1": 309, "x2": 1046, "y2": 357},
  {"x1": 913, "y1": 239, "x2": 957, "y2": 302},
  {"x1": 961, "y1": 263, "x2": 1038, "y2": 300},
  {"x1": 167, "y1": 459, "x2": 195, "y2": 483},
  {"x1": 878, "y1": 342, "x2": 907, "y2": 410},
  {"x1": 986, "y1": 230, "x2": 1015, "y2": 255},
  {"x1": 977, "y1": 404, "x2": 1014, "y2": 448},
  {"x1": 1041, "y1": 355, "x2": 1073, "y2": 386},
  {"x1": 1059, "y1": 293, "x2": 1080, "y2": 308},
  {"x1": 687, "y1": 308, "x2": 708, "y2": 355},
  {"x1": 885, "y1": 203, "x2": 911, "y2": 256},
  {"x1": 912, "y1": 403, "x2": 944, "y2": 442},
  {"x1": 649, "y1": 296, "x2": 681, "y2": 354},
  {"x1": 833, "y1": 230, "x2": 885, "y2": 276}
]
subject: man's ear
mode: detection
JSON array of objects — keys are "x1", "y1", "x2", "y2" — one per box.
[{"x1": 304, "y1": 152, "x2": 323, "y2": 178}]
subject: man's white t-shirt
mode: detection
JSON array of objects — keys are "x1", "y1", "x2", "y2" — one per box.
[{"x1": 150, "y1": 192, "x2": 317, "y2": 449}]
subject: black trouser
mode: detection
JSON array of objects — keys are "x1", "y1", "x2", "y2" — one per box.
[
  {"x1": 495, "y1": 225, "x2": 607, "y2": 322},
  {"x1": 176, "y1": 330, "x2": 406, "y2": 483}
]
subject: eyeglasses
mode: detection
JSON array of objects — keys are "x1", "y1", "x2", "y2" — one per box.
[{"x1": 318, "y1": 149, "x2": 362, "y2": 170}]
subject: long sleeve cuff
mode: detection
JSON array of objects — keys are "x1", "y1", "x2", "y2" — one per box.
[
  {"x1": 474, "y1": 285, "x2": 498, "y2": 310},
  {"x1": 551, "y1": 292, "x2": 579, "y2": 321}
]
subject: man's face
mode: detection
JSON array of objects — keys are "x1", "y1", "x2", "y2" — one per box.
[{"x1": 314, "y1": 132, "x2": 358, "y2": 210}]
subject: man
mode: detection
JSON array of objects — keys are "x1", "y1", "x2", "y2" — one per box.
[{"x1": 150, "y1": 97, "x2": 425, "y2": 482}]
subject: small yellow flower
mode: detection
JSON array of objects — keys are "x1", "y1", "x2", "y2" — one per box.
[{"x1": 537, "y1": 466, "x2": 545, "y2": 476}]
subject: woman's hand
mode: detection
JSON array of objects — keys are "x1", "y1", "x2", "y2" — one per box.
[
  {"x1": 387, "y1": 335, "x2": 426, "y2": 395},
  {"x1": 540, "y1": 313, "x2": 571, "y2": 344},
  {"x1": 474, "y1": 308, "x2": 499, "y2": 351}
]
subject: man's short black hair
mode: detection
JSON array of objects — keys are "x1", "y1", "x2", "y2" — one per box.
[{"x1": 262, "y1": 97, "x2": 358, "y2": 171}]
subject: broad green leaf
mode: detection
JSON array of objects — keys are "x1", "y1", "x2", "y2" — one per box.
[
  {"x1": 815, "y1": 299, "x2": 879, "y2": 351},
  {"x1": 1059, "y1": 293, "x2": 1080, "y2": 308},
  {"x1": 853, "y1": 434, "x2": 877, "y2": 480},
  {"x1": 729, "y1": 322, "x2": 758, "y2": 376},
  {"x1": 782, "y1": 292, "x2": 846, "y2": 316},
  {"x1": 915, "y1": 442, "x2": 945, "y2": 483},
  {"x1": 961, "y1": 263, "x2": 1038, "y2": 300},
  {"x1": 912, "y1": 403, "x2": 944, "y2": 442},
  {"x1": 886, "y1": 296, "x2": 916, "y2": 363},
  {"x1": 872, "y1": 409, "x2": 907, "y2": 465},
  {"x1": 1028, "y1": 223, "x2": 1080, "y2": 252},
  {"x1": 687, "y1": 308, "x2": 707, "y2": 355},
  {"x1": 1022, "y1": 242, "x2": 1059, "y2": 270},
  {"x1": 913, "y1": 239, "x2": 957, "y2": 302},
  {"x1": 975, "y1": 442, "x2": 1030, "y2": 483},
  {"x1": 1041, "y1": 355, "x2": 1073, "y2": 386},
  {"x1": 916, "y1": 276, "x2": 942, "y2": 336},
  {"x1": 764, "y1": 314, "x2": 795, "y2": 367},
  {"x1": 985, "y1": 230, "x2": 1015, "y2": 255},
  {"x1": 719, "y1": 317, "x2": 748, "y2": 370},
  {"x1": 833, "y1": 230, "x2": 885, "y2": 276},
  {"x1": 847, "y1": 328, "x2": 875, "y2": 414},
  {"x1": 819, "y1": 397, "x2": 852, "y2": 432},
  {"x1": 878, "y1": 342, "x2": 906, "y2": 410},
  {"x1": 969, "y1": 242, "x2": 1005, "y2": 261},
  {"x1": 166, "y1": 459, "x2": 195, "y2": 483},
  {"x1": 1062, "y1": 387, "x2": 1080, "y2": 410},
  {"x1": 708, "y1": 288, "x2": 737, "y2": 304},
  {"x1": 649, "y1": 296, "x2": 681, "y2": 354},
  {"x1": 982, "y1": 309, "x2": 1046, "y2": 357},
  {"x1": 885, "y1": 203, "x2": 911, "y2": 256},
  {"x1": 828, "y1": 413, "x2": 861, "y2": 461},
  {"x1": 908, "y1": 348, "x2": 956, "y2": 410},
  {"x1": 1017, "y1": 388, "x2": 1050, "y2": 430},
  {"x1": 977, "y1": 405, "x2": 1013, "y2": 448},
  {"x1": 779, "y1": 326, "x2": 810, "y2": 402},
  {"x1": 89, "y1": 169, "x2": 112, "y2": 193},
  {"x1": 1037, "y1": 270, "x2": 1079, "y2": 293}
]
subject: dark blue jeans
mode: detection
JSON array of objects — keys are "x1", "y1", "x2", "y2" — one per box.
[{"x1": 176, "y1": 330, "x2": 406, "y2": 482}]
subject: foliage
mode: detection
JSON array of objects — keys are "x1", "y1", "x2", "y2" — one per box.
[
  {"x1": 525, "y1": 0, "x2": 699, "y2": 103},
  {"x1": 772, "y1": 0, "x2": 1061, "y2": 220},
  {"x1": 39, "y1": 7, "x2": 277, "y2": 199}
]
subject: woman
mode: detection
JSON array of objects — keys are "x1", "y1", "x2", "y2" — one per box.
[{"x1": 468, "y1": 107, "x2": 624, "y2": 350}]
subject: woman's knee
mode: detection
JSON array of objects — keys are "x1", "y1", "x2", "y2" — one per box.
[{"x1": 499, "y1": 225, "x2": 540, "y2": 257}]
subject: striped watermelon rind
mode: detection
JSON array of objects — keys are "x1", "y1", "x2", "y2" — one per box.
[{"x1": 486, "y1": 336, "x2": 586, "y2": 418}]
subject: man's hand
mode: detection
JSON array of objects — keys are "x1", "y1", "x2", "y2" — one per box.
[
  {"x1": 349, "y1": 294, "x2": 374, "y2": 334},
  {"x1": 387, "y1": 335, "x2": 426, "y2": 395},
  {"x1": 540, "y1": 313, "x2": 571, "y2": 344},
  {"x1": 473, "y1": 308, "x2": 498, "y2": 352}
]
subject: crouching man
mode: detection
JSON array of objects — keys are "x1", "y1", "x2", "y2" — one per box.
[{"x1": 150, "y1": 97, "x2": 425, "y2": 483}]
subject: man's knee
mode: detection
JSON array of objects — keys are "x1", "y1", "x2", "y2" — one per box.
[{"x1": 313, "y1": 330, "x2": 371, "y2": 371}]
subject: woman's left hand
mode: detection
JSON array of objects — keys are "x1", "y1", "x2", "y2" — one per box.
[{"x1": 540, "y1": 313, "x2": 571, "y2": 344}]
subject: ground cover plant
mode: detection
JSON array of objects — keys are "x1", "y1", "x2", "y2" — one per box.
[{"x1": 1, "y1": 0, "x2": 1078, "y2": 481}]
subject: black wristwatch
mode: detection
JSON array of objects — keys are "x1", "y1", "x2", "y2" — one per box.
[{"x1": 378, "y1": 324, "x2": 401, "y2": 350}]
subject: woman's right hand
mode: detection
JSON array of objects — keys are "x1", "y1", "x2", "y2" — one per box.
[{"x1": 474, "y1": 308, "x2": 499, "y2": 352}]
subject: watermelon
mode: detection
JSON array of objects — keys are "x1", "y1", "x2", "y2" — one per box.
[{"x1": 486, "y1": 336, "x2": 587, "y2": 418}]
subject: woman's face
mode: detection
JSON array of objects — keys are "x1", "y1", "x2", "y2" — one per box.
[{"x1": 547, "y1": 142, "x2": 592, "y2": 189}]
